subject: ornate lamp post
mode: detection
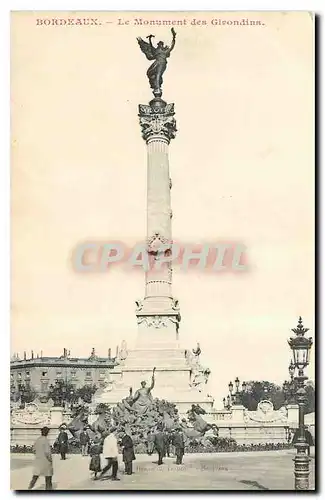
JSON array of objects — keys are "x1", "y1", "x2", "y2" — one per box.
[
  {"x1": 289, "y1": 360, "x2": 295, "y2": 380},
  {"x1": 223, "y1": 394, "x2": 231, "y2": 410},
  {"x1": 288, "y1": 316, "x2": 313, "y2": 490},
  {"x1": 228, "y1": 378, "x2": 246, "y2": 406},
  {"x1": 223, "y1": 395, "x2": 232, "y2": 410},
  {"x1": 283, "y1": 380, "x2": 290, "y2": 404}
]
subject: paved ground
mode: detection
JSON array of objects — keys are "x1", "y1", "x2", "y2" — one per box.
[{"x1": 11, "y1": 449, "x2": 315, "y2": 491}]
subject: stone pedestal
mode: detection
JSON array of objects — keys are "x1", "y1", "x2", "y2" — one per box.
[
  {"x1": 50, "y1": 407, "x2": 64, "y2": 426},
  {"x1": 287, "y1": 404, "x2": 299, "y2": 426},
  {"x1": 231, "y1": 404, "x2": 246, "y2": 422}
]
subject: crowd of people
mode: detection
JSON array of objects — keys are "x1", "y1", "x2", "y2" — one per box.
[
  {"x1": 27, "y1": 423, "x2": 186, "y2": 490},
  {"x1": 26, "y1": 398, "x2": 314, "y2": 491}
]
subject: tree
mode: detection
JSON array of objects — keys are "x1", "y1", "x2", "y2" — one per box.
[
  {"x1": 239, "y1": 380, "x2": 315, "y2": 414},
  {"x1": 48, "y1": 380, "x2": 77, "y2": 406},
  {"x1": 76, "y1": 384, "x2": 97, "y2": 403},
  {"x1": 240, "y1": 381, "x2": 285, "y2": 411},
  {"x1": 303, "y1": 380, "x2": 315, "y2": 414},
  {"x1": 47, "y1": 381, "x2": 98, "y2": 406},
  {"x1": 17, "y1": 383, "x2": 36, "y2": 405}
]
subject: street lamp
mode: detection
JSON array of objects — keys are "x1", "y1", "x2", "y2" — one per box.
[
  {"x1": 283, "y1": 380, "x2": 289, "y2": 402},
  {"x1": 228, "y1": 377, "x2": 245, "y2": 405},
  {"x1": 288, "y1": 316, "x2": 313, "y2": 490},
  {"x1": 289, "y1": 360, "x2": 295, "y2": 380}
]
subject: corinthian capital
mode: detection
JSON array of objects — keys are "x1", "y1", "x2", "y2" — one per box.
[{"x1": 138, "y1": 99, "x2": 177, "y2": 142}]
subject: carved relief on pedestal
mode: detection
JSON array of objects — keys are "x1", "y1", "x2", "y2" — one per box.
[
  {"x1": 137, "y1": 315, "x2": 169, "y2": 329},
  {"x1": 135, "y1": 300, "x2": 143, "y2": 312},
  {"x1": 11, "y1": 403, "x2": 51, "y2": 426},
  {"x1": 167, "y1": 315, "x2": 180, "y2": 334},
  {"x1": 172, "y1": 298, "x2": 179, "y2": 311},
  {"x1": 139, "y1": 102, "x2": 177, "y2": 142},
  {"x1": 243, "y1": 400, "x2": 288, "y2": 424},
  {"x1": 147, "y1": 232, "x2": 172, "y2": 255}
]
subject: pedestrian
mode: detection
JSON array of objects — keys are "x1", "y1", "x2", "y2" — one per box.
[
  {"x1": 154, "y1": 425, "x2": 166, "y2": 465},
  {"x1": 164, "y1": 430, "x2": 171, "y2": 458},
  {"x1": 121, "y1": 428, "x2": 136, "y2": 475},
  {"x1": 28, "y1": 426, "x2": 53, "y2": 491},
  {"x1": 305, "y1": 426, "x2": 314, "y2": 456},
  {"x1": 172, "y1": 427, "x2": 185, "y2": 465},
  {"x1": 57, "y1": 425, "x2": 69, "y2": 460},
  {"x1": 147, "y1": 429, "x2": 155, "y2": 455},
  {"x1": 89, "y1": 434, "x2": 102, "y2": 480},
  {"x1": 97, "y1": 427, "x2": 120, "y2": 481},
  {"x1": 80, "y1": 426, "x2": 90, "y2": 456},
  {"x1": 169, "y1": 429, "x2": 176, "y2": 457}
]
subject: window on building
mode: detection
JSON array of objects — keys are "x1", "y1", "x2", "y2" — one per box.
[
  {"x1": 25, "y1": 371, "x2": 30, "y2": 378},
  {"x1": 99, "y1": 371, "x2": 106, "y2": 378},
  {"x1": 56, "y1": 371, "x2": 62, "y2": 377},
  {"x1": 42, "y1": 371, "x2": 47, "y2": 377},
  {"x1": 17, "y1": 373, "x2": 22, "y2": 379},
  {"x1": 86, "y1": 371, "x2": 92, "y2": 377},
  {"x1": 41, "y1": 381, "x2": 48, "y2": 392},
  {"x1": 71, "y1": 371, "x2": 77, "y2": 378}
]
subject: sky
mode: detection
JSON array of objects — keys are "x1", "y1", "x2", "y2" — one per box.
[{"x1": 11, "y1": 11, "x2": 314, "y2": 406}]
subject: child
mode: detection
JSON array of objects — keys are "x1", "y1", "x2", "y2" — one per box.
[{"x1": 89, "y1": 435, "x2": 102, "y2": 480}]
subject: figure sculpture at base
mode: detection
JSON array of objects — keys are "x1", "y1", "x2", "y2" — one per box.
[{"x1": 132, "y1": 367, "x2": 156, "y2": 415}]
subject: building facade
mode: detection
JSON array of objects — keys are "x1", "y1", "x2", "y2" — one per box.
[{"x1": 10, "y1": 347, "x2": 118, "y2": 396}]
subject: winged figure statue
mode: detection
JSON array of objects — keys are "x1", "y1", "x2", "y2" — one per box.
[{"x1": 137, "y1": 28, "x2": 176, "y2": 97}]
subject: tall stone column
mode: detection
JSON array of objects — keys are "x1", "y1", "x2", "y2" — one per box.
[{"x1": 136, "y1": 97, "x2": 181, "y2": 348}]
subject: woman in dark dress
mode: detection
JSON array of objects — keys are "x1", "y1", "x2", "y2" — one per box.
[
  {"x1": 57, "y1": 425, "x2": 69, "y2": 460},
  {"x1": 89, "y1": 435, "x2": 102, "y2": 479},
  {"x1": 121, "y1": 431, "x2": 136, "y2": 475}
]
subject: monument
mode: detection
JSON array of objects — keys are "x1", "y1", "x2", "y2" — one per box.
[{"x1": 93, "y1": 30, "x2": 214, "y2": 416}]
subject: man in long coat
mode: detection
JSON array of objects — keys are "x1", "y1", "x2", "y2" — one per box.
[
  {"x1": 172, "y1": 428, "x2": 185, "y2": 465},
  {"x1": 121, "y1": 429, "x2": 136, "y2": 475},
  {"x1": 154, "y1": 425, "x2": 166, "y2": 465},
  {"x1": 28, "y1": 426, "x2": 53, "y2": 490},
  {"x1": 57, "y1": 425, "x2": 69, "y2": 460}
]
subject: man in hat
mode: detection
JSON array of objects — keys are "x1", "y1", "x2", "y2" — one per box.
[
  {"x1": 57, "y1": 424, "x2": 69, "y2": 460},
  {"x1": 121, "y1": 427, "x2": 136, "y2": 475},
  {"x1": 154, "y1": 424, "x2": 166, "y2": 465},
  {"x1": 80, "y1": 426, "x2": 90, "y2": 456},
  {"x1": 172, "y1": 427, "x2": 185, "y2": 465},
  {"x1": 28, "y1": 426, "x2": 53, "y2": 490},
  {"x1": 97, "y1": 427, "x2": 120, "y2": 481}
]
